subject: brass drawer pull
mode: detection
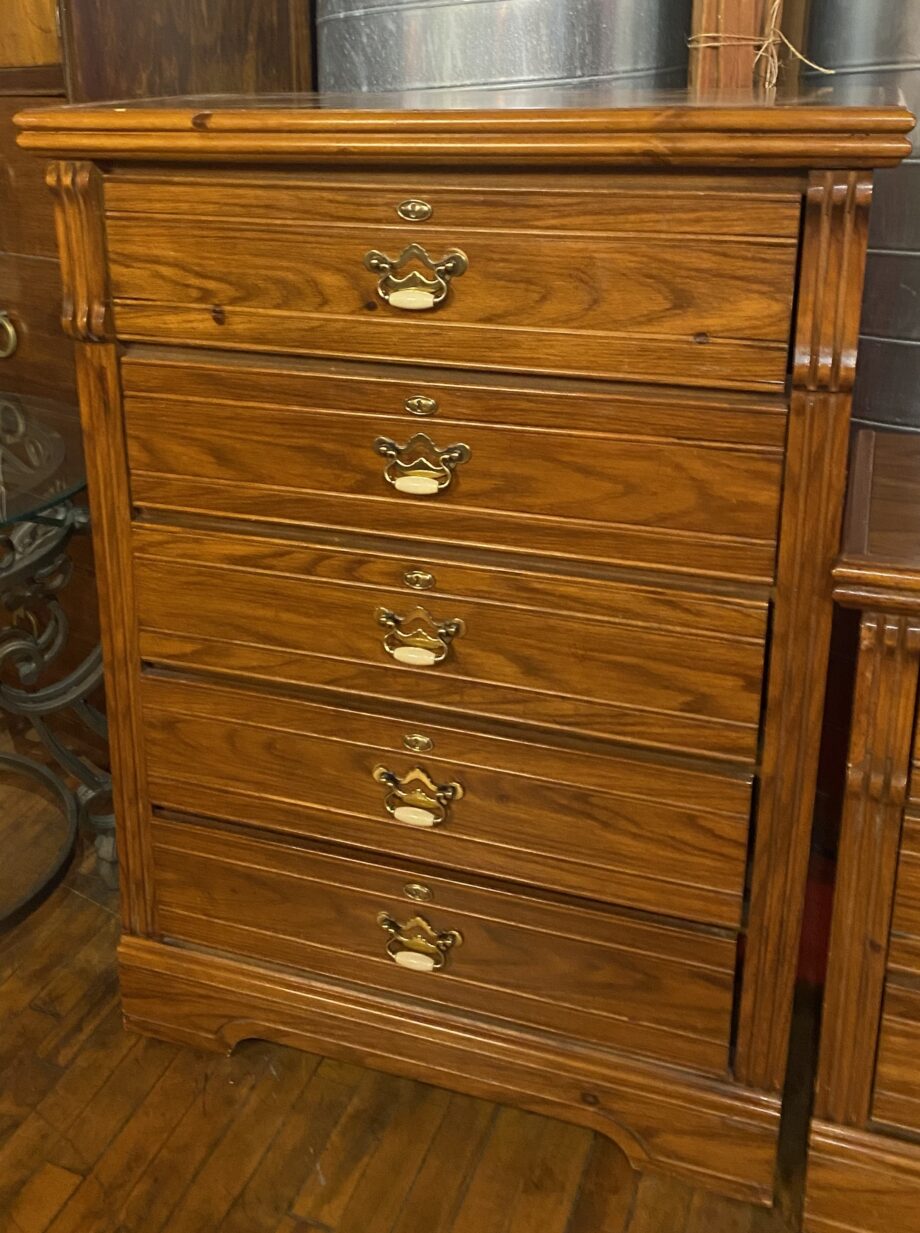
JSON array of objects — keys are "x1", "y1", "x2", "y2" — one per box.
[
  {"x1": 377, "y1": 911, "x2": 462, "y2": 972},
  {"x1": 374, "y1": 432, "x2": 470, "y2": 495},
  {"x1": 0, "y1": 312, "x2": 18, "y2": 359},
  {"x1": 375, "y1": 605, "x2": 465, "y2": 667},
  {"x1": 372, "y1": 764, "x2": 464, "y2": 828},
  {"x1": 364, "y1": 243, "x2": 468, "y2": 311}
]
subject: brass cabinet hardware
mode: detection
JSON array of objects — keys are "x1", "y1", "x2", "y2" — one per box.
[
  {"x1": 375, "y1": 605, "x2": 465, "y2": 666},
  {"x1": 403, "y1": 733, "x2": 433, "y2": 753},
  {"x1": 377, "y1": 911, "x2": 461, "y2": 972},
  {"x1": 0, "y1": 312, "x2": 18, "y2": 360},
  {"x1": 374, "y1": 432, "x2": 470, "y2": 495},
  {"x1": 396, "y1": 199, "x2": 433, "y2": 222},
  {"x1": 364, "y1": 243, "x2": 467, "y2": 311},
  {"x1": 404, "y1": 568, "x2": 435, "y2": 590},
  {"x1": 404, "y1": 395, "x2": 438, "y2": 417},
  {"x1": 372, "y1": 764, "x2": 464, "y2": 828},
  {"x1": 403, "y1": 882, "x2": 433, "y2": 902}
]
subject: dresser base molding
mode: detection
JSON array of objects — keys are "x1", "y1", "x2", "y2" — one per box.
[
  {"x1": 806, "y1": 1121, "x2": 920, "y2": 1232},
  {"x1": 118, "y1": 935, "x2": 780, "y2": 1205}
]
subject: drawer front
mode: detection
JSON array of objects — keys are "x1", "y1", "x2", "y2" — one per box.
[
  {"x1": 132, "y1": 525, "x2": 769, "y2": 762},
  {"x1": 139, "y1": 674, "x2": 753, "y2": 928},
  {"x1": 0, "y1": 254, "x2": 76, "y2": 400},
  {"x1": 123, "y1": 353, "x2": 786, "y2": 585},
  {"x1": 874, "y1": 814, "x2": 920, "y2": 1132},
  {"x1": 150, "y1": 817, "x2": 737, "y2": 1076},
  {"x1": 874, "y1": 985, "x2": 920, "y2": 1134},
  {"x1": 105, "y1": 172, "x2": 800, "y2": 391},
  {"x1": 889, "y1": 814, "x2": 920, "y2": 972}
]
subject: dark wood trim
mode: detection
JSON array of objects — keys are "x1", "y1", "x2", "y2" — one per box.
[{"x1": 0, "y1": 63, "x2": 65, "y2": 96}]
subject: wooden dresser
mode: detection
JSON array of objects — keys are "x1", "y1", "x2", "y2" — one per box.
[
  {"x1": 15, "y1": 93, "x2": 913, "y2": 1206},
  {"x1": 807, "y1": 428, "x2": 920, "y2": 1231}
]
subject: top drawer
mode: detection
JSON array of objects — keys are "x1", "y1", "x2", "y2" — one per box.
[{"x1": 104, "y1": 170, "x2": 802, "y2": 391}]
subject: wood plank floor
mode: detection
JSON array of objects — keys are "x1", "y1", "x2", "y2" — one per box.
[{"x1": 0, "y1": 834, "x2": 795, "y2": 1233}]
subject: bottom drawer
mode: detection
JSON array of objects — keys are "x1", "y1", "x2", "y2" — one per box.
[
  {"x1": 150, "y1": 818, "x2": 737, "y2": 1077},
  {"x1": 873, "y1": 983, "x2": 920, "y2": 1134}
]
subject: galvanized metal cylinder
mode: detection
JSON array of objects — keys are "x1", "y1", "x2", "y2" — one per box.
[
  {"x1": 316, "y1": 0, "x2": 693, "y2": 95},
  {"x1": 808, "y1": 0, "x2": 920, "y2": 430}
]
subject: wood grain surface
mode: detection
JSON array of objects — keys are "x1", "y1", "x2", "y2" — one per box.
[
  {"x1": 122, "y1": 350, "x2": 786, "y2": 582},
  {"x1": 0, "y1": 0, "x2": 59, "y2": 69},
  {"x1": 105, "y1": 174, "x2": 798, "y2": 389},
  {"x1": 806, "y1": 1122, "x2": 920, "y2": 1233},
  {"x1": 735, "y1": 171, "x2": 873, "y2": 1093},
  {"x1": 138, "y1": 673, "x2": 753, "y2": 928},
  {"x1": 150, "y1": 817, "x2": 737, "y2": 1076},
  {"x1": 131, "y1": 524, "x2": 768, "y2": 762},
  {"x1": 812, "y1": 613, "x2": 920, "y2": 1127},
  {"x1": 0, "y1": 842, "x2": 795, "y2": 1231},
  {"x1": 0, "y1": 253, "x2": 75, "y2": 398},
  {"x1": 14, "y1": 99, "x2": 914, "y2": 168},
  {"x1": 57, "y1": 0, "x2": 312, "y2": 103},
  {"x1": 873, "y1": 982, "x2": 920, "y2": 1134},
  {"x1": 0, "y1": 96, "x2": 58, "y2": 256}
]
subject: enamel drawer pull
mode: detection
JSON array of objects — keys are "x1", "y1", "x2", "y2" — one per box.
[
  {"x1": 376, "y1": 605, "x2": 465, "y2": 666},
  {"x1": 372, "y1": 764, "x2": 464, "y2": 827},
  {"x1": 377, "y1": 911, "x2": 462, "y2": 972},
  {"x1": 374, "y1": 433, "x2": 470, "y2": 496},
  {"x1": 364, "y1": 243, "x2": 468, "y2": 311},
  {"x1": 0, "y1": 312, "x2": 18, "y2": 359}
]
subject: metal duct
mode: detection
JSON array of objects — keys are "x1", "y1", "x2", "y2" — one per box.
[
  {"x1": 316, "y1": 0, "x2": 693, "y2": 95},
  {"x1": 808, "y1": 0, "x2": 920, "y2": 430}
]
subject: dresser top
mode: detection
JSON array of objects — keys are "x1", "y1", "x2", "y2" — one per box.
[
  {"x1": 15, "y1": 83, "x2": 914, "y2": 167},
  {"x1": 836, "y1": 429, "x2": 920, "y2": 609}
]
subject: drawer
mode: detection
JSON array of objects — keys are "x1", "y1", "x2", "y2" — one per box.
[
  {"x1": 150, "y1": 816, "x2": 738, "y2": 1076},
  {"x1": 0, "y1": 254, "x2": 76, "y2": 400},
  {"x1": 889, "y1": 814, "x2": 920, "y2": 974},
  {"x1": 123, "y1": 351, "x2": 786, "y2": 585},
  {"x1": 132, "y1": 524, "x2": 769, "y2": 762},
  {"x1": 139, "y1": 674, "x2": 754, "y2": 928},
  {"x1": 105, "y1": 171, "x2": 800, "y2": 391},
  {"x1": 874, "y1": 984, "x2": 920, "y2": 1134}
]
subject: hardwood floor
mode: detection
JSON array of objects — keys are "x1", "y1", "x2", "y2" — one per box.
[{"x1": 0, "y1": 836, "x2": 793, "y2": 1233}]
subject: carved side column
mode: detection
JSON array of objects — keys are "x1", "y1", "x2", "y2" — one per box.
[
  {"x1": 46, "y1": 159, "x2": 155, "y2": 935},
  {"x1": 736, "y1": 171, "x2": 873, "y2": 1090},
  {"x1": 815, "y1": 612, "x2": 920, "y2": 1124}
]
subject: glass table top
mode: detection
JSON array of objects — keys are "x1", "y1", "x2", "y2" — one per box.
[{"x1": 0, "y1": 392, "x2": 86, "y2": 527}]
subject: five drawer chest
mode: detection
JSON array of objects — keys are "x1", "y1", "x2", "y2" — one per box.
[{"x1": 15, "y1": 91, "x2": 914, "y2": 1206}]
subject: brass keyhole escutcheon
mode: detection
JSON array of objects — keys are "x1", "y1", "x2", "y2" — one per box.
[
  {"x1": 403, "y1": 733, "x2": 434, "y2": 753},
  {"x1": 397, "y1": 199, "x2": 433, "y2": 222},
  {"x1": 404, "y1": 882, "x2": 433, "y2": 902},
  {"x1": 405, "y1": 395, "x2": 438, "y2": 417},
  {"x1": 404, "y1": 569, "x2": 435, "y2": 591}
]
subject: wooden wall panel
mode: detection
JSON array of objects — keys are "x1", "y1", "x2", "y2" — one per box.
[
  {"x1": 58, "y1": 0, "x2": 313, "y2": 102},
  {"x1": 0, "y1": 0, "x2": 60, "y2": 70}
]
